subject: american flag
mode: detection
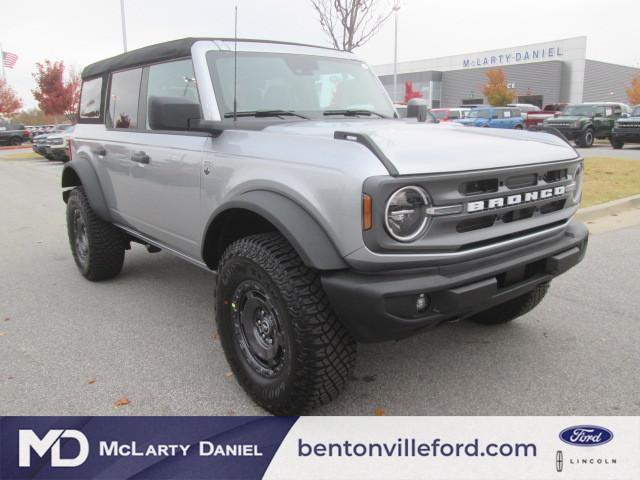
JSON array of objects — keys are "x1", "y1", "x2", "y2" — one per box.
[{"x1": 2, "y1": 51, "x2": 18, "y2": 68}]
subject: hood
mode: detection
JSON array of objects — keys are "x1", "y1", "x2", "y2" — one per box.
[{"x1": 264, "y1": 120, "x2": 578, "y2": 175}]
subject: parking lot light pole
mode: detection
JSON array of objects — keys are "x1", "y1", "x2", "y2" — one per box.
[
  {"x1": 393, "y1": 4, "x2": 400, "y2": 103},
  {"x1": 120, "y1": 0, "x2": 128, "y2": 52}
]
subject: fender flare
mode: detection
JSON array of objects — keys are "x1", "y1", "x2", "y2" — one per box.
[
  {"x1": 61, "y1": 158, "x2": 112, "y2": 222},
  {"x1": 204, "y1": 191, "x2": 348, "y2": 271}
]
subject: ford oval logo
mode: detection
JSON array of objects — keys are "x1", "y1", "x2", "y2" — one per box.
[{"x1": 559, "y1": 426, "x2": 613, "y2": 447}]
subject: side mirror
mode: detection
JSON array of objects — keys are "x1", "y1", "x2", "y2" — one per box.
[
  {"x1": 407, "y1": 98, "x2": 428, "y2": 122},
  {"x1": 148, "y1": 96, "x2": 201, "y2": 131}
]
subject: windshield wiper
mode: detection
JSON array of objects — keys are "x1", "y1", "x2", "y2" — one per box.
[
  {"x1": 323, "y1": 109, "x2": 388, "y2": 119},
  {"x1": 223, "y1": 110, "x2": 309, "y2": 120}
]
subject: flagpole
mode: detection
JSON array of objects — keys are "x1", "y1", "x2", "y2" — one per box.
[{"x1": 0, "y1": 42, "x2": 6, "y2": 81}]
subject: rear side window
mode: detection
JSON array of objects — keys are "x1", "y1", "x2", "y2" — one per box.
[
  {"x1": 79, "y1": 77, "x2": 103, "y2": 119},
  {"x1": 449, "y1": 110, "x2": 460, "y2": 119},
  {"x1": 108, "y1": 68, "x2": 142, "y2": 129},
  {"x1": 146, "y1": 59, "x2": 200, "y2": 129}
]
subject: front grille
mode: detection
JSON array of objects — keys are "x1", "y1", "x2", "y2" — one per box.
[
  {"x1": 363, "y1": 159, "x2": 581, "y2": 254},
  {"x1": 617, "y1": 122, "x2": 640, "y2": 128},
  {"x1": 548, "y1": 123, "x2": 573, "y2": 128}
]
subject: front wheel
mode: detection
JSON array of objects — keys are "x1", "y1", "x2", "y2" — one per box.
[
  {"x1": 10, "y1": 137, "x2": 22, "y2": 146},
  {"x1": 215, "y1": 232, "x2": 356, "y2": 415},
  {"x1": 610, "y1": 137, "x2": 624, "y2": 149},
  {"x1": 576, "y1": 128, "x2": 594, "y2": 148},
  {"x1": 467, "y1": 283, "x2": 549, "y2": 325},
  {"x1": 514, "y1": 124, "x2": 523, "y2": 130}
]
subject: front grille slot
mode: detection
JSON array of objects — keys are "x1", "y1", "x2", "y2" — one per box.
[
  {"x1": 456, "y1": 215, "x2": 496, "y2": 233},
  {"x1": 506, "y1": 174, "x2": 537, "y2": 189},
  {"x1": 459, "y1": 220, "x2": 567, "y2": 252},
  {"x1": 460, "y1": 179, "x2": 499, "y2": 195},
  {"x1": 544, "y1": 168, "x2": 567, "y2": 183},
  {"x1": 540, "y1": 199, "x2": 566, "y2": 214},
  {"x1": 502, "y1": 207, "x2": 535, "y2": 223}
]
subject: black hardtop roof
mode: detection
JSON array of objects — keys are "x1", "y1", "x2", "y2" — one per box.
[{"x1": 82, "y1": 37, "x2": 336, "y2": 79}]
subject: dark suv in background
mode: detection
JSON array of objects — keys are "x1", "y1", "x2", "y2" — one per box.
[
  {"x1": 543, "y1": 102, "x2": 629, "y2": 147},
  {"x1": 611, "y1": 105, "x2": 640, "y2": 149},
  {"x1": 0, "y1": 122, "x2": 29, "y2": 146}
]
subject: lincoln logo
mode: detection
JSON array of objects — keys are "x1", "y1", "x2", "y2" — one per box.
[{"x1": 466, "y1": 186, "x2": 566, "y2": 213}]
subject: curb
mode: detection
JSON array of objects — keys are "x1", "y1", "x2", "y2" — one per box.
[{"x1": 576, "y1": 194, "x2": 640, "y2": 222}]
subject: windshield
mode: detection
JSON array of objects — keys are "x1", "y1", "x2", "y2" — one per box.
[
  {"x1": 632, "y1": 107, "x2": 640, "y2": 116},
  {"x1": 207, "y1": 51, "x2": 395, "y2": 120},
  {"x1": 467, "y1": 109, "x2": 491, "y2": 119},
  {"x1": 562, "y1": 105, "x2": 604, "y2": 117}
]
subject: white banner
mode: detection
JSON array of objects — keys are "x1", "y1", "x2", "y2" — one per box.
[{"x1": 264, "y1": 417, "x2": 640, "y2": 480}]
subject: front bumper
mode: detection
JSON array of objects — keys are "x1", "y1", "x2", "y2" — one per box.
[
  {"x1": 32, "y1": 145, "x2": 48, "y2": 155},
  {"x1": 547, "y1": 127, "x2": 582, "y2": 141},
  {"x1": 612, "y1": 128, "x2": 640, "y2": 142},
  {"x1": 322, "y1": 219, "x2": 588, "y2": 343}
]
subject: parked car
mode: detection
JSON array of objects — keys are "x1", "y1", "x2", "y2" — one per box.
[
  {"x1": 524, "y1": 103, "x2": 568, "y2": 129},
  {"x1": 543, "y1": 102, "x2": 629, "y2": 147},
  {"x1": 0, "y1": 121, "x2": 29, "y2": 146},
  {"x1": 430, "y1": 108, "x2": 470, "y2": 122},
  {"x1": 63, "y1": 37, "x2": 588, "y2": 414},
  {"x1": 610, "y1": 105, "x2": 640, "y2": 149},
  {"x1": 507, "y1": 103, "x2": 541, "y2": 117},
  {"x1": 32, "y1": 124, "x2": 72, "y2": 158},
  {"x1": 46, "y1": 125, "x2": 75, "y2": 161},
  {"x1": 454, "y1": 107, "x2": 525, "y2": 129}
]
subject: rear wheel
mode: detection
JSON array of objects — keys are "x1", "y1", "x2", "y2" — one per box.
[
  {"x1": 10, "y1": 137, "x2": 21, "y2": 146},
  {"x1": 514, "y1": 124, "x2": 523, "y2": 130},
  {"x1": 610, "y1": 137, "x2": 624, "y2": 149},
  {"x1": 66, "y1": 187, "x2": 126, "y2": 281},
  {"x1": 215, "y1": 232, "x2": 356, "y2": 415},
  {"x1": 467, "y1": 283, "x2": 549, "y2": 325},
  {"x1": 576, "y1": 128, "x2": 594, "y2": 148}
]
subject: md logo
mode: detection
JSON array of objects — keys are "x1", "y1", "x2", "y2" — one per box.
[{"x1": 19, "y1": 429, "x2": 89, "y2": 467}]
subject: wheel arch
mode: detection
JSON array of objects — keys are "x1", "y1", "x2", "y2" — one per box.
[
  {"x1": 61, "y1": 158, "x2": 112, "y2": 222},
  {"x1": 202, "y1": 191, "x2": 348, "y2": 271}
]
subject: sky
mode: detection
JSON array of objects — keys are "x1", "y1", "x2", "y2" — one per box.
[{"x1": 2, "y1": 0, "x2": 640, "y2": 110}]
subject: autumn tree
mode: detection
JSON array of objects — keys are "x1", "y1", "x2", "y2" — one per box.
[
  {"x1": 0, "y1": 79, "x2": 23, "y2": 118},
  {"x1": 404, "y1": 81, "x2": 423, "y2": 103},
  {"x1": 627, "y1": 73, "x2": 640, "y2": 105},
  {"x1": 310, "y1": 0, "x2": 400, "y2": 52},
  {"x1": 11, "y1": 108, "x2": 58, "y2": 126},
  {"x1": 482, "y1": 68, "x2": 515, "y2": 106},
  {"x1": 32, "y1": 60, "x2": 80, "y2": 123}
]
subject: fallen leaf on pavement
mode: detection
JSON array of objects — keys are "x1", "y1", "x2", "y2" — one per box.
[
  {"x1": 0, "y1": 332, "x2": 6, "y2": 337},
  {"x1": 114, "y1": 397, "x2": 130, "y2": 408},
  {"x1": 374, "y1": 407, "x2": 385, "y2": 416},
  {"x1": 3, "y1": 317, "x2": 10, "y2": 321},
  {"x1": 212, "y1": 331, "x2": 219, "y2": 341},
  {"x1": 88, "y1": 379, "x2": 96, "y2": 385},
  {"x1": 224, "y1": 371, "x2": 233, "y2": 378}
]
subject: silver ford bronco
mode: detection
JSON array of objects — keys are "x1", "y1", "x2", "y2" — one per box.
[{"x1": 63, "y1": 38, "x2": 588, "y2": 414}]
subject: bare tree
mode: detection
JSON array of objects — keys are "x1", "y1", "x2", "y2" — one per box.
[{"x1": 310, "y1": 0, "x2": 401, "y2": 52}]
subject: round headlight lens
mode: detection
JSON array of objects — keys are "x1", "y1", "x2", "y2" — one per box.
[{"x1": 385, "y1": 186, "x2": 430, "y2": 242}]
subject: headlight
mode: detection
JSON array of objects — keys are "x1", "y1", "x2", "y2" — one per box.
[{"x1": 384, "y1": 186, "x2": 430, "y2": 242}]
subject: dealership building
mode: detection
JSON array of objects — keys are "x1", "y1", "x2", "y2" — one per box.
[{"x1": 374, "y1": 37, "x2": 640, "y2": 108}]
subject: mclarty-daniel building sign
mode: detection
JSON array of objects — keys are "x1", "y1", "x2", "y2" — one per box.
[{"x1": 462, "y1": 46, "x2": 564, "y2": 68}]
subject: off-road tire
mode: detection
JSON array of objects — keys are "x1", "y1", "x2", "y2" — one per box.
[
  {"x1": 215, "y1": 232, "x2": 356, "y2": 415},
  {"x1": 10, "y1": 137, "x2": 22, "y2": 146},
  {"x1": 66, "y1": 187, "x2": 126, "y2": 281},
  {"x1": 467, "y1": 283, "x2": 549, "y2": 326},
  {"x1": 514, "y1": 124, "x2": 523, "y2": 130},
  {"x1": 610, "y1": 137, "x2": 624, "y2": 149},
  {"x1": 575, "y1": 128, "x2": 594, "y2": 148}
]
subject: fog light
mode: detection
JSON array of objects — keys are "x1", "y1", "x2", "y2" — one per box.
[{"x1": 416, "y1": 293, "x2": 429, "y2": 313}]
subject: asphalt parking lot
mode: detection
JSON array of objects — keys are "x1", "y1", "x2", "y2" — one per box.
[{"x1": 1, "y1": 151, "x2": 639, "y2": 416}]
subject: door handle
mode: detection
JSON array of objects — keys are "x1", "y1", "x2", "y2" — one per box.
[
  {"x1": 131, "y1": 151, "x2": 150, "y2": 164},
  {"x1": 93, "y1": 146, "x2": 106, "y2": 156}
]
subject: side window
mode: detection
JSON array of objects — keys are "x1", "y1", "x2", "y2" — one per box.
[
  {"x1": 146, "y1": 59, "x2": 200, "y2": 130},
  {"x1": 503, "y1": 110, "x2": 512, "y2": 119},
  {"x1": 604, "y1": 106, "x2": 614, "y2": 117},
  {"x1": 449, "y1": 111, "x2": 460, "y2": 119},
  {"x1": 492, "y1": 110, "x2": 500, "y2": 119},
  {"x1": 79, "y1": 77, "x2": 103, "y2": 119},
  {"x1": 108, "y1": 68, "x2": 142, "y2": 129},
  {"x1": 612, "y1": 106, "x2": 622, "y2": 117}
]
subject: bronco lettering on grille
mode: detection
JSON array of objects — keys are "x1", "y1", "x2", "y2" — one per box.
[{"x1": 467, "y1": 186, "x2": 566, "y2": 213}]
